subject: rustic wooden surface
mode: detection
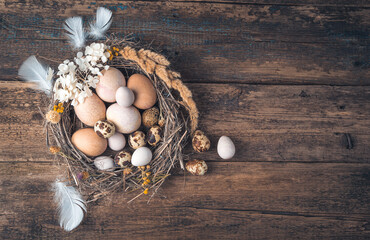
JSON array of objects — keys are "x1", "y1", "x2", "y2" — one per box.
[{"x1": 0, "y1": 0, "x2": 369, "y2": 239}]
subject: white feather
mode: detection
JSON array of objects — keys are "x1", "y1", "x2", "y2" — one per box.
[
  {"x1": 18, "y1": 55, "x2": 53, "y2": 93},
  {"x1": 53, "y1": 180, "x2": 86, "y2": 232},
  {"x1": 64, "y1": 16, "x2": 86, "y2": 49},
  {"x1": 89, "y1": 7, "x2": 113, "y2": 39}
]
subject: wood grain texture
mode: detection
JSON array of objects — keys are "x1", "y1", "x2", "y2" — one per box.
[
  {"x1": 0, "y1": 1, "x2": 368, "y2": 85},
  {"x1": 1, "y1": 81, "x2": 369, "y2": 163},
  {"x1": 1, "y1": 162, "x2": 369, "y2": 239},
  {"x1": 0, "y1": 0, "x2": 369, "y2": 239}
]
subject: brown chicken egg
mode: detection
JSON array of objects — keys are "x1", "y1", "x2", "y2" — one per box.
[
  {"x1": 128, "y1": 131, "x2": 146, "y2": 149},
  {"x1": 127, "y1": 74, "x2": 157, "y2": 110},
  {"x1": 192, "y1": 130, "x2": 211, "y2": 152},
  {"x1": 74, "y1": 93, "x2": 106, "y2": 126},
  {"x1": 146, "y1": 125, "x2": 162, "y2": 147},
  {"x1": 142, "y1": 107, "x2": 159, "y2": 128},
  {"x1": 71, "y1": 128, "x2": 107, "y2": 157}
]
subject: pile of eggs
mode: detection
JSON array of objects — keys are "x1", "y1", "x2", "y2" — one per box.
[{"x1": 71, "y1": 68, "x2": 162, "y2": 171}]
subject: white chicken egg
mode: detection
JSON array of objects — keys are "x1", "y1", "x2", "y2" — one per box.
[
  {"x1": 131, "y1": 147, "x2": 152, "y2": 166},
  {"x1": 116, "y1": 86, "x2": 135, "y2": 107},
  {"x1": 108, "y1": 132, "x2": 126, "y2": 151},
  {"x1": 217, "y1": 136, "x2": 235, "y2": 159},
  {"x1": 94, "y1": 156, "x2": 115, "y2": 171}
]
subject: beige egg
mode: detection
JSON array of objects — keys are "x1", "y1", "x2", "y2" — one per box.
[
  {"x1": 186, "y1": 159, "x2": 208, "y2": 176},
  {"x1": 114, "y1": 150, "x2": 132, "y2": 168},
  {"x1": 192, "y1": 130, "x2": 211, "y2": 152},
  {"x1": 128, "y1": 131, "x2": 146, "y2": 149},
  {"x1": 71, "y1": 128, "x2": 107, "y2": 157},
  {"x1": 142, "y1": 107, "x2": 159, "y2": 128},
  {"x1": 94, "y1": 120, "x2": 115, "y2": 138},
  {"x1": 146, "y1": 125, "x2": 162, "y2": 147},
  {"x1": 127, "y1": 74, "x2": 157, "y2": 110},
  {"x1": 96, "y1": 67, "x2": 126, "y2": 102},
  {"x1": 74, "y1": 93, "x2": 106, "y2": 126},
  {"x1": 106, "y1": 103, "x2": 141, "y2": 134}
]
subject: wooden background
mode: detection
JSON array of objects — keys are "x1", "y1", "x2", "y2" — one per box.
[{"x1": 1, "y1": 0, "x2": 369, "y2": 239}]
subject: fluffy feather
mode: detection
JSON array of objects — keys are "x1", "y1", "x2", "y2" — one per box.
[
  {"x1": 53, "y1": 180, "x2": 86, "y2": 232},
  {"x1": 89, "y1": 7, "x2": 113, "y2": 39},
  {"x1": 64, "y1": 16, "x2": 86, "y2": 49},
  {"x1": 18, "y1": 55, "x2": 53, "y2": 93}
]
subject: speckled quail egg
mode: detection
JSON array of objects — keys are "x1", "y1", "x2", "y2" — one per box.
[
  {"x1": 186, "y1": 159, "x2": 208, "y2": 176},
  {"x1": 128, "y1": 131, "x2": 146, "y2": 149},
  {"x1": 94, "y1": 120, "x2": 115, "y2": 138},
  {"x1": 192, "y1": 130, "x2": 210, "y2": 152},
  {"x1": 142, "y1": 107, "x2": 159, "y2": 128},
  {"x1": 114, "y1": 150, "x2": 132, "y2": 168},
  {"x1": 146, "y1": 125, "x2": 162, "y2": 147}
]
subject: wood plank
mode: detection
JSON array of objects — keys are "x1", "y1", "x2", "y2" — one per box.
[
  {"x1": 1, "y1": 1, "x2": 368, "y2": 85},
  {"x1": 0, "y1": 161, "x2": 369, "y2": 239},
  {"x1": 1, "y1": 81, "x2": 369, "y2": 163}
]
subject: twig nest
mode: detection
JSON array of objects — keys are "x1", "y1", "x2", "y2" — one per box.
[
  {"x1": 131, "y1": 147, "x2": 152, "y2": 166},
  {"x1": 96, "y1": 67, "x2": 126, "y2": 103},
  {"x1": 71, "y1": 128, "x2": 107, "y2": 157},
  {"x1": 217, "y1": 136, "x2": 235, "y2": 159},
  {"x1": 114, "y1": 150, "x2": 132, "y2": 168},
  {"x1": 146, "y1": 125, "x2": 162, "y2": 147},
  {"x1": 142, "y1": 107, "x2": 159, "y2": 128},
  {"x1": 106, "y1": 104, "x2": 141, "y2": 134},
  {"x1": 128, "y1": 131, "x2": 146, "y2": 149},
  {"x1": 192, "y1": 130, "x2": 211, "y2": 152},
  {"x1": 127, "y1": 74, "x2": 157, "y2": 110},
  {"x1": 186, "y1": 160, "x2": 208, "y2": 176},
  {"x1": 46, "y1": 110, "x2": 61, "y2": 124},
  {"x1": 94, "y1": 120, "x2": 115, "y2": 138},
  {"x1": 108, "y1": 132, "x2": 126, "y2": 151},
  {"x1": 116, "y1": 86, "x2": 135, "y2": 107},
  {"x1": 94, "y1": 156, "x2": 115, "y2": 171},
  {"x1": 74, "y1": 93, "x2": 106, "y2": 126}
]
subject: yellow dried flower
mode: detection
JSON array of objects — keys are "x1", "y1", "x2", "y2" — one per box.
[
  {"x1": 145, "y1": 172, "x2": 151, "y2": 176},
  {"x1": 145, "y1": 179, "x2": 151, "y2": 183},
  {"x1": 46, "y1": 110, "x2": 61, "y2": 124},
  {"x1": 146, "y1": 165, "x2": 151, "y2": 170},
  {"x1": 82, "y1": 171, "x2": 89, "y2": 180},
  {"x1": 49, "y1": 146, "x2": 61, "y2": 154},
  {"x1": 123, "y1": 168, "x2": 132, "y2": 175},
  {"x1": 143, "y1": 188, "x2": 149, "y2": 195}
]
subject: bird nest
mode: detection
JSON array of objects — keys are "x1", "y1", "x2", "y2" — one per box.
[{"x1": 46, "y1": 37, "x2": 199, "y2": 203}]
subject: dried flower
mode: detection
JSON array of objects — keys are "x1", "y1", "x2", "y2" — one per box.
[
  {"x1": 53, "y1": 42, "x2": 111, "y2": 106},
  {"x1": 49, "y1": 146, "x2": 61, "y2": 154},
  {"x1": 123, "y1": 168, "x2": 132, "y2": 175},
  {"x1": 143, "y1": 188, "x2": 149, "y2": 195},
  {"x1": 46, "y1": 110, "x2": 61, "y2": 124},
  {"x1": 53, "y1": 102, "x2": 64, "y2": 113}
]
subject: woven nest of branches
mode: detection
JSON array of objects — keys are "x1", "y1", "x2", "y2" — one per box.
[{"x1": 46, "y1": 37, "x2": 199, "y2": 203}]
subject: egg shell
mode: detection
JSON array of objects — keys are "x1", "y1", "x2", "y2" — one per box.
[
  {"x1": 114, "y1": 150, "x2": 132, "y2": 168},
  {"x1": 94, "y1": 156, "x2": 115, "y2": 171},
  {"x1": 71, "y1": 128, "x2": 107, "y2": 157},
  {"x1": 131, "y1": 147, "x2": 152, "y2": 166},
  {"x1": 94, "y1": 120, "x2": 115, "y2": 138},
  {"x1": 74, "y1": 93, "x2": 106, "y2": 126},
  {"x1": 142, "y1": 107, "x2": 159, "y2": 128},
  {"x1": 127, "y1": 74, "x2": 157, "y2": 110},
  {"x1": 186, "y1": 159, "x2": 208, "y2": 176},
  {"x1": 106, "y1": 103, "x2": 141, "y2": 134},
  {"x1": 108, "y1": 132, "x2": 126, "y2": 151},
  {"x1": 146, "y1": 126, "x2": 162, "y2": 147},
  {"x1": 128, "y1": 131, "x2": 146, "y2": 149},
  {"x1": 217, "y1": 136, "x2": 235, "y2": 159},
  {"x1": 96, "y1": 67, "x2": 126, "y2": 102},
  {"x1": 116, "y1": 86, "x2": 135, "y2": 107},
  {"x1": 192, "y1": 130, "x2": 211, "y2": 152}
]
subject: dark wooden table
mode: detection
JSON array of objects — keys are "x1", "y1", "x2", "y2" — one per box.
[{"x1": 1, "y1": 1, "x2": 369, "y2": 239}]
